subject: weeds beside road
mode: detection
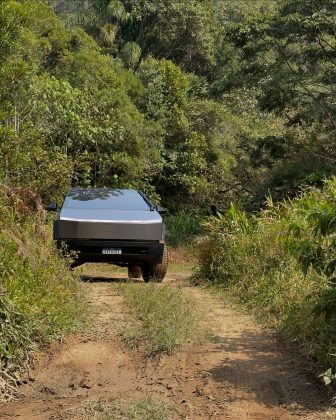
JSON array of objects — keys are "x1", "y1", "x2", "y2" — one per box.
[
  {"x1": 0, "y1": 188, "x2": 83, "y2": 401},
  {"x1": 197, "y1": 178, "x2": 336, "y2": 389}
]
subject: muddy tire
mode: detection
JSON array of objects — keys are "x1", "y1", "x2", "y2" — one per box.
[
  {"x1": 128, "y1": 265, "x2": 142, "y2": 279},
  {"x1": 142, "y1": 246, "x2": 168, "y2": 283}
]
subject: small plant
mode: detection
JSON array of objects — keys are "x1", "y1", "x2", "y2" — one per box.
[{"x1": 319, "y1": 366, "x2": 336, "y2": 386}]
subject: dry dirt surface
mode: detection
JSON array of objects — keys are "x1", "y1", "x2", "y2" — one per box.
[{"x1": 0, "y1": 267, "x2": 334, "y2": 420}]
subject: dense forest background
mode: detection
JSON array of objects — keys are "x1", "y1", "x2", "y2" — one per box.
[{"x1": 1, "y1": 0, "x2": 335, "y2": 211}]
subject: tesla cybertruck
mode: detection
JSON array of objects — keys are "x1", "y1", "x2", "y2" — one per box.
[{"x1": 47, "y1": 188, "x2": 168, "y2": 282}]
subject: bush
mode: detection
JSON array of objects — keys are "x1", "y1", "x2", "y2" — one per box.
[
  {"x1": 0, "y1": 187, "x2": 82, "y2": 400},
  {"x1": 197, "y1": 183, "x2": 336, "y2": 369}
]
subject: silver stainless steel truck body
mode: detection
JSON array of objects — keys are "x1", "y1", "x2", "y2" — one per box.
[
  {"x1": 52, "y1": 188, "x2": 167, "y2": 280},
  {"x1": 58, "y1": 189, "x2": 163, "y2": 241}
]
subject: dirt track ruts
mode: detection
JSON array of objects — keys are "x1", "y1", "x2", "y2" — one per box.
[{"x1": 0, "y1": 268, "x2": 332, "y2": 419}]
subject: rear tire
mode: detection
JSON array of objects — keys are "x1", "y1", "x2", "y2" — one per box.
[
  {"x1": 128, "y1": 265, "x2": 142, "y2": 279},
  {"x1": 142, "y1": 246, "x2": 168, "y2": 283}
]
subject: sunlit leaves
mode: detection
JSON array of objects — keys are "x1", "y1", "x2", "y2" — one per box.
[{"x1": 100, "y1": 23, "x2": 118, "y2": 47}]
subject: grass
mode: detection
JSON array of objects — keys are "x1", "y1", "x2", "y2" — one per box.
[
  {"x1": 78, "y1": 263, "x2": 126, "y2": 279},
  {"x1": 168, "y1": 246, "x2": 196, "y2": 273},
  {"x1": 0, "y1": 189, "x2": 83, "y2": 400},
  {"x1": 196, "y1": 187, "x2": 336, "y2": 370},
  {"x1": 127, "y1": 398, "x2": 177, "y2": 420},
  {"x1": 165, "y1": 211, "x2": 203, "y2": 248},
  {"x1": 0, "y1": 224, "x2": 83, "y2": 399},
  {"x1": 64, "y1": 397, "x2": 179, "y2": 420},
  {"x1": 119, "y1": 283, "x2": 200, "y2": 356}
]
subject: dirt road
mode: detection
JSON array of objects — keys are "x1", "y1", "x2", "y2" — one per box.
[{"x1": 0, "y1": 268, "x2": 333, "y2": 419}]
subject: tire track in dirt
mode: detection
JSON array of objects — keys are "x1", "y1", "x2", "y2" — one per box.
[
  {"x1": 0, "y1": 268, "x2": 333, "y2": 419},
  {"x1": 176, "y1": 283, "x2": 330, "y2": 419}
]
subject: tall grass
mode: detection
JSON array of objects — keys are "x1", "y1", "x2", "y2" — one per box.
[
  {"x1": 119, "y1": 283, "x2": 199, "y2": 355},
  {"x1": 165, "y1": 211, "x2": 203, "y2": 248},
  {"x1": 197, "y1": 182, "x2": 336, "y2": 370},
  {"x1": 0, "y1": 188, "x2": 82, "y2": 400}
]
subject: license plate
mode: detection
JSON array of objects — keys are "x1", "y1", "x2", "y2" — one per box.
[{"x1": 102, "y1": 248, "x2": 122, "y2": 255}]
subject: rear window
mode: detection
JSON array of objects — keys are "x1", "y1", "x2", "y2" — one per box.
[{"x1": 63, "y1": 189, "x2": 150, "y2": 210}]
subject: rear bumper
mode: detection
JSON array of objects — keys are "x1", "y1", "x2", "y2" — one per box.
[{"x1": 56, "y1": 238, "x2": 165, "y2": 266}]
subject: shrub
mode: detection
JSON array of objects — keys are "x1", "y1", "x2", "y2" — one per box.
[
  {"x1": 197, "y1": 183, "x2": 336, "y2": 369},
  {"x1": 0, "y1": 187, "x2": 82, "y2": 400}
]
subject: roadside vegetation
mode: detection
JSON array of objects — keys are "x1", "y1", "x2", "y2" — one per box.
[
  {"x1": 0, "y1": 187, "x2": 83, "y2": 400},
  {"x1": 165, "y1": 212, "x2": 203, "y2": 249},
  {"x1": 120, "y1": 283, "x2": 200, "y2": 356},
  {"x1": 197, "y1": 178, "x2": 336, "y2": 381},
  {"x1": 164, "y1": 212, "x2": 201, "y2": 274}
]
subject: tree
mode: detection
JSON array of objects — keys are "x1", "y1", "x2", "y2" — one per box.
[
  {"x1": 122, "y1": 0, "x2": 217, "y2": 75},
  {"x1": 0, "y1": 0, "x2": 163, "y2": 201}
]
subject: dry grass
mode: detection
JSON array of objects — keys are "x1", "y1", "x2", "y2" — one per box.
[
  {"x1": 63, "y1": 397, "x2": 179, "y2": 420},
  {"x1": 78, "y1": 263, "x2": 126, "y2": 279}
]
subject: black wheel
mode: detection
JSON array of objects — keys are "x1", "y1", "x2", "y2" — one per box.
[
  {"x1": 142, "y1": 246, "x2": 168, "y2": 283},
  {"x1": 128, "y1": 265, "x2": 142, "y2": 279},
  {"x1": 142, "y1": 265, "x2": 154, "y2": 283}
]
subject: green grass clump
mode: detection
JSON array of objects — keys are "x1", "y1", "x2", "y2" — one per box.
[
  {"x1": 1, "y1": 226, "x2": 82, "y2": 339},
  {"x1": 119, "y1": 283, "x2": 199, "y2": 356}
]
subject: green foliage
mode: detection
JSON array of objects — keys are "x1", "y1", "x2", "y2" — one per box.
[
  {"x1": 120, "y1": 283, "x2": 199, "y2": 355},
  {"x1": 320, "y1": 365, "x2": 336, "y2": 386},
  {"x1": 0, "y1": 0, "x2": 163, "y2": 201},
  {"x1": 213, "y1": 0, "x2": 336, "y2": 205},
  {"x1": 165, "y1": 212, "x2": 203, "y2": 248},
  {"x1": 0, "y1": 189, "x2": 82, "y2": 399},
  {"x1": 44, "y1": 0, "x2": 336, "y2": 210},
  {"x1": 197, "y1": 180, "x2": 336, "y2": 369},
  {"x1": 120, "y1": 41, "x2": 142, "y2": 69},
  {"x1": 78, "y1": 0, "x2": 217, "y2": 75},
  {"x1": 137, "y1": 57, "x2": 235, "y2": 209},
  {"x1": 1, "y1": 227, "x2": 81, "y2": 339}
]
